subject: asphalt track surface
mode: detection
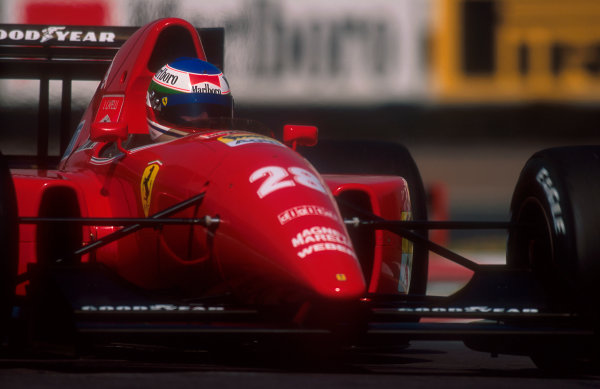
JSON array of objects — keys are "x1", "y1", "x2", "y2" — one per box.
[{"x1": 1, "y1": 341, "x2": 599, "y2": 388}]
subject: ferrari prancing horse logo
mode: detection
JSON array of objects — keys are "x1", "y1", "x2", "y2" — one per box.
[{"x1": 141, "y1": 162, "x2": 161, "y2": 216}]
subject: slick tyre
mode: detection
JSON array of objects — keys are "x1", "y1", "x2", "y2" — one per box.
[
  {"x1": 299, "y1": 140, "x2": 428, "y2": 296},
  {"x1": 507, "y1": 146, "x2": 600, "y2": 371},
  {"x1": 508, "y1": 146, "x2": 600, "y2": 306},
  {"x1": 0, "y1": 152, "x2": 18, "y2": 339}
]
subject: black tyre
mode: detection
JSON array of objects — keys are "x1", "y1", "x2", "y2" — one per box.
[
  {"x1": 507, "y1": 146, "x2": 600, "y2": 371},
  {"x1": 299, "y1": 139, "x2": 428, "y2": 296},
  {"x1": 0, "y1": 152, "x2": 18, "y2": 338}
]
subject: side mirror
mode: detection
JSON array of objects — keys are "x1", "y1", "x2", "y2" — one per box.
[
  {"x1": 283, "y1": 124, "x2": 318, "y2": 150},
  {"x1": 91, "y1": 121, "x2": 128, "y2": 143}
]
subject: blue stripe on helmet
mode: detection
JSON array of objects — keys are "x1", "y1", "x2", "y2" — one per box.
[
  {"x1": 164, "y1": 92, "x2": 232, "y2": 107},
  {"x1": 170, "y1": 57, "x2": 222, "y2": 74}
]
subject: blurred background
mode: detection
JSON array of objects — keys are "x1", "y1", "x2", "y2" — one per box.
[{"x1": 2, "y1": 0, "x2": 600, "y2": 290}]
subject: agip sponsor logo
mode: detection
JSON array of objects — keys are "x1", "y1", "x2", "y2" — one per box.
[
  {"x1": 218, "y1": 133, "x2": 282, "y2": 148},
  {"x1": 291, "y1": 225, "x2": 356, "y2": 259},
  {"x1": 0, "y1": 26, "x2": 115, "y2": 43}
]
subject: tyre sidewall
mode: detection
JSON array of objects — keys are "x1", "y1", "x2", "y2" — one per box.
[{"x1": 509, "y1": 147, "x2": 600, "y2": 304}]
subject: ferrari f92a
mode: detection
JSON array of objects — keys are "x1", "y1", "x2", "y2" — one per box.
[{"x1": 0, "y1": 18, "x2": 599, "y2": 371}]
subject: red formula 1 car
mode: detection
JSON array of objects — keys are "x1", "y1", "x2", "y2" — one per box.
[{"x1": 0, "y1": 18, "x2": 599, "y2": 371}]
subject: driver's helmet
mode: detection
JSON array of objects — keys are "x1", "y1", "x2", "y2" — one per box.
[{"x1": 146, "y1": 57, "x2": 233, "y2": 140}]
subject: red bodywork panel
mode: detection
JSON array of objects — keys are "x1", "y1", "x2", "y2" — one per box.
[
  {"x1": 11, "y1": 18, "x2": 413, "y2": 305},
  {"x1": 324, "y1": 175, "x2": 413, "y2": 294}
]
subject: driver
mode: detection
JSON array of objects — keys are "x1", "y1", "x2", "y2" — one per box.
[{"x1": 146, "y1": 57, "x2": 233, "y2": 142}]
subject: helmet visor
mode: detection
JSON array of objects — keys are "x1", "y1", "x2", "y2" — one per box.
[{"x1": 155, "y1": 93, "x2": 233, "y2": 127}]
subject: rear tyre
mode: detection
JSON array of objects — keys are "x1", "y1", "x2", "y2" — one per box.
[
  {"x1": 507, "y1": 146, "x2": 600, "y2": 372},
  {"x1": 0, "y1": 152, "x2": 18, "y2": 343},
  {"x1": 299, "y1": 139, "x2": 428, "y2": 296}
]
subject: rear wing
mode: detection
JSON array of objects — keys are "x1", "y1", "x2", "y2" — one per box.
[{"x1": 0, "y1": 24, "x2": 224, "y2": 168}]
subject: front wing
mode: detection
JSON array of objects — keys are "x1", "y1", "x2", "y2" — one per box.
[{"x1": 16, "y1": 260, "x2": 591, "y2": 355}]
